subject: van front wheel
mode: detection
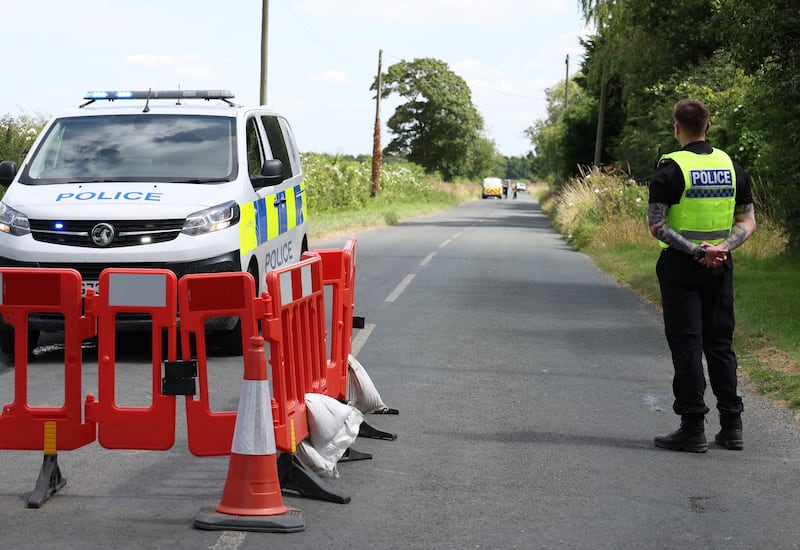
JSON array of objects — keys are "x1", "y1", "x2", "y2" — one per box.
[
  {"x1": 214, "y1": 319, "x2": 243, "y2": 356},
  {"x1": 0, "y1": 327, "x2": 40, "y2": 355}
]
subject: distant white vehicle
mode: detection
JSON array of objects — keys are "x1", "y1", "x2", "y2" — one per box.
[{"x1": 515, "y1": 182, "x2": 527, "y2": 192}]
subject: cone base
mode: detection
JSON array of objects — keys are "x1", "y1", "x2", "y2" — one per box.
[{"x1": 194, "y1": 506, "x2": 304, "y2": 533}]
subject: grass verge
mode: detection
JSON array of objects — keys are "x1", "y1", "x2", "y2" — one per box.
[
  {"x1": 308, "y1": 181, "x2": 478, "y2": 242},
  {"x1": 538, "y1": 172, "x2": 800, "y2": 417}
]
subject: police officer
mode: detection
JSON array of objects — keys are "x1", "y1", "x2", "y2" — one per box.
[{"x1": 648, "y1": 99, "x2": 757, "y2": 453}]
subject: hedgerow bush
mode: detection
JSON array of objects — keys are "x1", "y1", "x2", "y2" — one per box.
[
  {"x1": 303, "y1": 153, "x2": 432, "y2": 214},
  {"x1": 551, "y1": 166, "x2": 649, "y2": 249}
]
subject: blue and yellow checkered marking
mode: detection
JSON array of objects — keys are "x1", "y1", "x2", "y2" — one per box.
[
  {"x1": 685, "y1": 187, "x2": 736, "y2": 198},
  {"x1": 239, "y1": 182, "x2": 306, "y2": 255}
]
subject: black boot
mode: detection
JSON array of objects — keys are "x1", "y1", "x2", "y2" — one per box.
[
  {"x1": 654, "y1": 415, "x2": 708, "y2": 453},
  {"x1": 714, "y1": 415, "x2": 743, "y2": 450}
]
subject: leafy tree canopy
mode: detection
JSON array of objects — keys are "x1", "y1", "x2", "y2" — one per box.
[{"x1": 374, "y1": 58, "x2": 490, "y2": 181}]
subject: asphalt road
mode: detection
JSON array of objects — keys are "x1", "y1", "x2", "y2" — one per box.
[{"x1": 2, "y1": 193, "x2": 800, "y2": 549}]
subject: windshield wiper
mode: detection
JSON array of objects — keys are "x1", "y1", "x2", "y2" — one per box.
[{"x1": 174, "y1": 178, "x2": 229, "y2": 183}]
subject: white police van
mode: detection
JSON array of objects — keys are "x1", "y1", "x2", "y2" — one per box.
[{"x1": 0, "y1": 90, "x2": 309, "y2": 354}]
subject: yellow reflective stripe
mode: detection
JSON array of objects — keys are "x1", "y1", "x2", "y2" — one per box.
[
  {"x1": 267, "y1": 192, "x2": 279, "y2": 240},
  {"x1": 239, "y1": 201, "x2": 258, "y2": 254},
  {"x1": 285, "y1": 186, "x2": 297, "y2": 231}
]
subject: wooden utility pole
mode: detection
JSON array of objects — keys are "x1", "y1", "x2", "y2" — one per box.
[
  {"x1": 564, "y1": 54, "x2": 569, "y2": 111},
  {"x1": 594, "y1": 76, "x2": 607, "y2": 166},
  {"x1": 371, "y1": 49, "x2": 383, "y2": 198},
  {"x1": 259, "y1": 0, "x2": 269, "y2": 105}
]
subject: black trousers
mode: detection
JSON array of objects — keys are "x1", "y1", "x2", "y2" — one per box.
[{"x1": 656, "y1": 248, "x2": 744, "y2": 417}]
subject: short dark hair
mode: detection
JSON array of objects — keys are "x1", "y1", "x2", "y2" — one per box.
[{"x1": 674, "y1": 99, "x2": 710, "y2": 138}]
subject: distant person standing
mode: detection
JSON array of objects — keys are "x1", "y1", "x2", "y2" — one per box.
[{"x1": 648, "y1": 99, "x2": 757, "y2": 453}]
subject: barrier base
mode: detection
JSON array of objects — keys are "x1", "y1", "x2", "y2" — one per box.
[
  {"x1": 338, "y1": 447, "x2": 372, "y2": 462},
  {"x1": 194, "y1": 506, "x2": 304, "y2": 533},
  {"x1": 27, "y1": 454, "x2": 66, "y2": 509},
  {"x1": 277, "y1": 453, "x2": 351, "y2": 504},
  {"x1": 359, "y1": 421, "x2": 397, "y2": 441}
]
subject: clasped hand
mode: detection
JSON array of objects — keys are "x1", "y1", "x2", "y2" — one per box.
[{"x1": 696, "y1": 242, "x2": 727, "y2": 268}]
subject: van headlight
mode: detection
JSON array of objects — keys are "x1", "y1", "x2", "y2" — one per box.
[
  {"x1": 0, "y1": 202, "x2": 31, "y2": 236},
  {"x1": 182, "y1": 201, "x2": 240, "y2": 236}
]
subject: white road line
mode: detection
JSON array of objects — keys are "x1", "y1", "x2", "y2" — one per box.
[
  {"x1": 439, "y1": 239, "x2": 452, "y2": 248},
  {"x1": 385, "y1": 273, "x2": 415, "y2": 303},
  {"x1": 211, "y1": 531, "x2": 246, "y2": 550},
  {"x1": 420, "y1": 252, "x2": 436, "y2": 266},
  {"x1": 351, "y1": 322, "x2": 375, "y2": 356}
]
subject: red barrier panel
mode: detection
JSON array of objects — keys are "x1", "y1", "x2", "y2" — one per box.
[
  {"x1": 178, "y1": 272, "x2": 259, "y2": 457},
  {"x1": 261, "y1": 255, "x2": 326, "y2": 453},
  {"x1": 0, "y1": 268, "x2": 96, "y2": 451},
  {"x1": 307, "y1": 238, "x2": 357, "y2": 400},
  {"x1": 85, "y1": 269, "x2": 178, "y2": 450}
]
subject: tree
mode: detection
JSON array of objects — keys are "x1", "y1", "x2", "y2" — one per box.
[
  {"x1": 525, "y1": 77, "x2": 598, "y2": 182},
  {"x1": 721, "y1": 0, "x2": 800, "y2": 246},
  {"x1": 0, "y1": 111, "x2": 48, "y2": 167},
  {"x1": 577, "y1": 0, "x2": 725, "y2": 179},
  {"x1": 374, "y1": 58, "x2": 488, "y2": 181}
]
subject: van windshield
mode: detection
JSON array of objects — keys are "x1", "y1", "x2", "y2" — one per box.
[{"x1": 21, "y1": 114, "x2": 237, "y2": 184}]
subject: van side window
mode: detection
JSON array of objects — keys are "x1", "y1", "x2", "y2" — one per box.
[
  {"x1": 261, "y1": 115, "x2": 293, "y2": 178},
  {"x1": 279, "y1": 117, "x2": 302, "y2": 177},
  {"x1": 245, "y1": 117, "x2": 264, "y2": 178}
]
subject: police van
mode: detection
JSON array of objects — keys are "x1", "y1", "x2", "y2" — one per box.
[{"x1": 0, "y1": 90, "x2": 309, "y2": 354}]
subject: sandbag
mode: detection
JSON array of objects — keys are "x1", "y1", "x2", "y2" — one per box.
[
  {"x1": 347, "y1": 354, "x2": 390, "y2": 414},
  {"x1": 301, "y1": 393, "x2": 363, "y2": 478}
]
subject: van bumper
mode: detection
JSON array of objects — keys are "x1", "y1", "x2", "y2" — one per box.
[{"x1": 0, "y1": 250, "x2": 241, "y2": 332}]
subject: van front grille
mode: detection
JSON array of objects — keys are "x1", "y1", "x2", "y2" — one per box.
[{"x1": 29, "y1": 219, "x2": 185, "y2": 247}]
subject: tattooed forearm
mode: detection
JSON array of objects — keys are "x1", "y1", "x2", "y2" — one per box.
[
  {"x1": 721, "y1": 203, "x2": 757, "y2": 252},
  {"x1": 648, "y1": 203, "x2": 700, "y2": 255}
]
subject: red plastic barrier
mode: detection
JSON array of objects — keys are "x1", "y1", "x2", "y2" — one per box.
[
  {"x1": 178, "y1": 272, "x2": 259, "y2": 457},
  {"x1": 307, "y1": 238, "x2": 357, "y2": 400},
  {"x1": 0, "y1": 268, "x2": 96, "y2": 451},
  {"x1": 85, "y1": 269, "x2": 178, "y2": 450},
  {"x1": 261, "y1": 255, "x2": 327, "y2": 453}
]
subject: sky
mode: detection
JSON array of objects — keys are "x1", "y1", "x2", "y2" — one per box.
[{"x1": 0, "y1": 0, "x2": 591, "y2": 158}]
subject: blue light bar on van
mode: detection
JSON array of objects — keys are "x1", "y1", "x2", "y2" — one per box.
[{"x1": 83, "y1": 90, "x2": 235, "y2": 101}]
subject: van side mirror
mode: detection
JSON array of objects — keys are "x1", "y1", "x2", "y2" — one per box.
[
  {"x1": 251, "y1": 159, "x2": 283, "y2": 189},
  {"x1": 0, "y1": 161, "x2": 18, "y2": 186}
]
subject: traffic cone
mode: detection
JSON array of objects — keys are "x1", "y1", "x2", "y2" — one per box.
[{"x1": 194, "y1": 336, "x2": 304, "y2": 533}]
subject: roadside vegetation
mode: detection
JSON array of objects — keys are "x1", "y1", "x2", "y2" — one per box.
[
  {"x1": 537, "y1": 169, "x2": 800, "y2": 413},
  {"x1": 302, "y1": 153, "x2": 478, "y2": 242}
]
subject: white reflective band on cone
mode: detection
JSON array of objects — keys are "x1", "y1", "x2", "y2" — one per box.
[{"x1": 231, "y1": 380, "x2": 276, "y2": 455}]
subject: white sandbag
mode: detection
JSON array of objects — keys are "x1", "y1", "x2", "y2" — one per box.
[
  {"x1": 347, "y1": 354, "x2": 389, "y2": 414},
  {"x1": 296, "y1": 439, "x2": 339, "y2": 478},
  {"x1": 303, "y1": 393, "x2": 363, "y2": 477}
]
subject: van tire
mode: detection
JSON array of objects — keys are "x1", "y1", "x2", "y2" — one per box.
[
  {"x1": 215, "y1": 319, "x2": 243, "y2": 356},
  {"x1": 0, "y1": 327, "x2": 40, "y2": 355},
  {"x1": 212, "y1": 263, "x2": 260, "y2": 356}
]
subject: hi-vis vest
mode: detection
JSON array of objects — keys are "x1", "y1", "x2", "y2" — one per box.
[{"x1": 658, "y1": 148, "x2": 736, "y2": 248}]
